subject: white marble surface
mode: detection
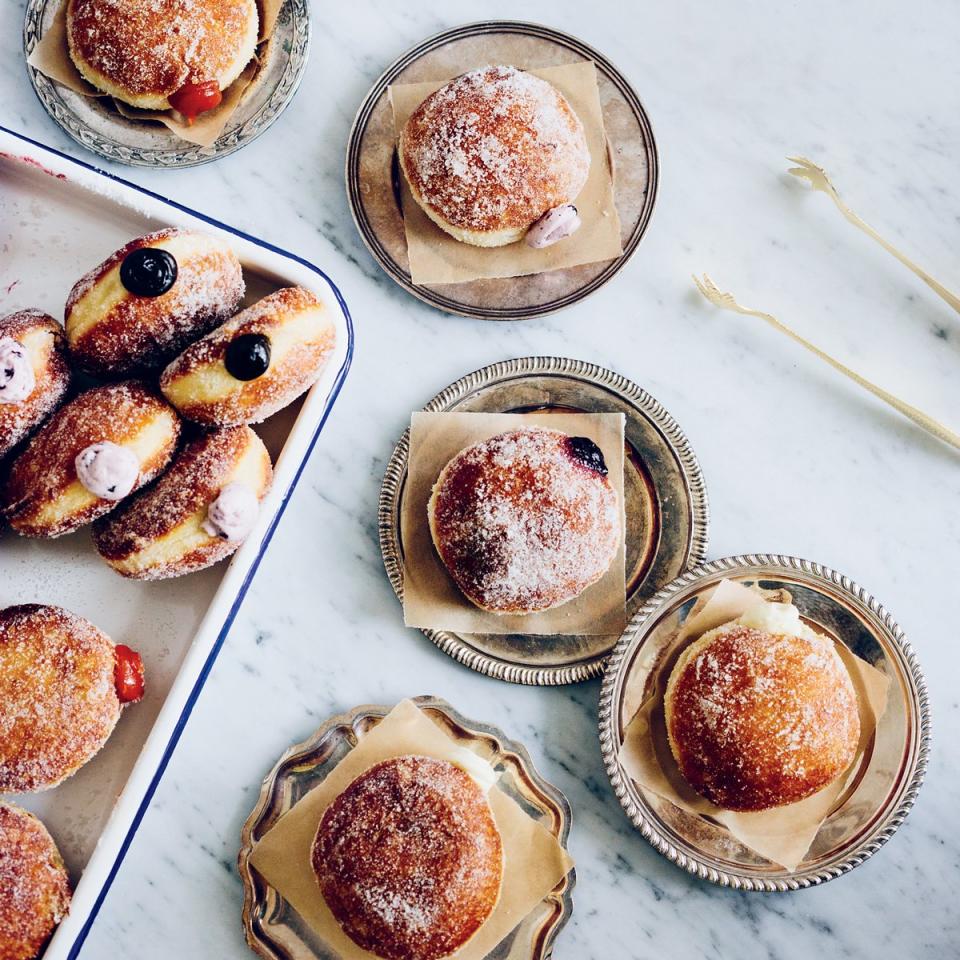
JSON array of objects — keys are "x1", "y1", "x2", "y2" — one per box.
[{"x1": 2, "y1": 0, "x2": 959, "y2": 956}]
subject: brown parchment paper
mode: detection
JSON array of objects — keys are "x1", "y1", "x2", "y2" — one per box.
[
  {"x1": 618, "y1": 579, "x2": 890, "y2": 870},
  {"x1": 248, "y1": 699, "x2": 575, "y2": 960},
  {"x1": 27, "y1": 0, "x2": 282, "y2": 148},
  {"x1": 389, "y1": 60, "x2": 623, "y2": 286},
  {"x1": 402, "y1": 411, "x2": 627, "y2": 636}
]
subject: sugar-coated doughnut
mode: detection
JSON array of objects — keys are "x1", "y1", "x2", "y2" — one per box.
[
  {"x1": 428, "y1": 427, "x2": 620, "y2": 614},
  {"x1": 0, "y1": 604, "x2": 144, "y2": 793},
  {"x1": 0, "y1": 802, "x2": 71, "y2": 960},
  {"x1": 66, "y1": 0, "x2": 259, "y2": 116},
  {"x1": 159, "y1": 286, "x2": 336, "y2": 426},
  {"x1": 312, "y1": 755, "x2": 503, "y2": 960},
  {"x1": 0, "y1": 310, "x2": 72, "y2": 461},
  {"x1": 399, "y1": 65, "x2": 590, "y2": 247},
  {"x1": 65, "y1": 229, "x2": 244, "y2": 378},
  {"x1": 92, "y1": 424, "x2": 272, "y2": 580},
  {"x1": 1, "y1": 382, "x2": 180, "y2": 538},
  {"x1": 665, "y1": 601, "x2": 861, "y2": 812}
]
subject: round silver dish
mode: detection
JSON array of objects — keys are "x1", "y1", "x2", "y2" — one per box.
[
  {"x1": 379, "y1": 357, "x2": 709, "y2": 685},
  {"x1": 23, "y1": 0, "x2": 310, "y2": 168},
  {"x1": 238, "y1": 696, "x2": 575, "y2": 960},
  {"x1": 346, "y1": 20, "x2": 659, "y2": 320},
  {"x1": 598, "y1": 554, "x2": 931, "y2": 891}
]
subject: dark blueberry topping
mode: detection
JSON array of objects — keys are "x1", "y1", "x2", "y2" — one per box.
[
  {"x1": 225, "y1": 333, "x2": 271, "y2": 381},
  {"x1": 565, "y1": 436, "x2": 608, "y2": 475},
  {"x1": 119, "y1": 247, "x2": 178, "y2": 297}
]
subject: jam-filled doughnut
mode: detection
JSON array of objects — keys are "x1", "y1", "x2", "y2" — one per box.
[
  {"x1": 160, "y1": 286, "x2": 336, "y2": 425},
  {"x1": 0, "y1": 604, "x2": 144, "y2": 793},
  {"x1": 0, "y1": 802, "x2": 71, "y2": 960},
  {"x1": 312, "y1": 755, "x2": 503, "y2": 960},
  {"x1": 65, "y1": 229, "x2": 245, "y2": 377},
  {"x1": 399, "y1": 65, "x2": 591, "y2": 248},
  {"x1": 0, "y1": 310, "x2": 72, "y2": 462},
  {"x1": 65, "y1": 0, "x2": 259, "y2": 121},
  {"x1": 428, "y1": 427, "x2": 620, "y2": 614},
  {"x1": 665, "y1": 601, "x2": 860, "y2": 811},
  {"x1": 1, "y1": 382, "x2": 180, "y2": 538},
  {"x1": 92, "y1": 425, "x2": 272, "y2": 580}
]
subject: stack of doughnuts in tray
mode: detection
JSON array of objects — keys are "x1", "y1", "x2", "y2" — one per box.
[
  {"x1": 0, "y1": 226, "x2": 336, "y2": 958},
  {"x1": 1, "y1": 226, "x2": 338, "y2": 580}
]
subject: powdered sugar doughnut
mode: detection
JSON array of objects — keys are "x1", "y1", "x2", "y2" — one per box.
[
  {"x1": 399, "y1": 65, "x2": 590, "y2": 247},
  {"x1": 665, "y1": 602, "x2": 861, "y2": 811},
  {"x1": 0, "y1": 802, "x2": 71, "y2": 960},
  {"x1": 65, "y1": 229, "x2": 244, "y2": 378},
  {"x1": 92, "y1": 424, "x2": 272, "y2": 580},
  {"x1": 311, "y1": 756, "x2": 503, "y2": 960},
  {"x1": 66, "y1": 0, "x2": 259, "y2": 113},
  {"x1": 428, "y1": 427, "x2": 620, "y2": 614},
  {"x1": 1, "y1": 382, "x2": 180, "y2": 538},
  {"x1": 0, "y1": 310, "x2": 72, "y2": 462},
  {"x1": 160, "y1": 286, "x2": 336, "y2": 426},
  {"x1": 0, "y1": 605, "x2": 144, "y2": 793}
]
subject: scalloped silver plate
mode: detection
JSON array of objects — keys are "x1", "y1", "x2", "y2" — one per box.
[
  {"x1": 238, "y1": 696, "x2": 575, "y2": 960},
  {"x1": 379, "y1": 357, "x2": 709, "y2": 685},
  {"x1": 598, "y1": 554, "x2": 931, "y2": 891},
  {"x1": 23, "y1": 0, "x2": 309, "y2": 168}
]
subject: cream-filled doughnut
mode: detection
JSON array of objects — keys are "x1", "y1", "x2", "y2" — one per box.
[
  {"x1": 1, "y1": 382, "x2": 180, "y2": 538},
  {"x1": 311, "y1": 756, "x2": 503, "y2": 960},
  {"x1": 665, "y1": 601, "x2": 861, "y2": 811},
  {"x1": 399, "y1": 65, "x2": 590, "y2": 247},
  {"x1": 0, "y1": 310, "x2": 72, "y2": 461},
  {"x1": 65, "y1": 229, "x2": 244, "y2": 377},
  {"x1": 92, "y1": 424, "x2": 272, "y2": 580},
  {"x1": 160, "y1": 286, "x2": 336, "y2": 425}
]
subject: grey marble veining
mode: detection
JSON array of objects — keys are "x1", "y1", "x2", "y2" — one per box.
[{"x1": 1, "y1": 0, "x2": 959, "y2": 956}]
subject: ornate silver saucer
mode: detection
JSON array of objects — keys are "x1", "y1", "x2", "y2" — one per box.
[
  {"x1": 379, "y1": 357, "x2": 709, "y2": 685},
  {"x1": 599, "y1": 554, "x2": 931, "y2": 890}
]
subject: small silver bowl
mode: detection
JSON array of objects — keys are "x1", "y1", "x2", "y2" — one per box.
[{"x1": 598, "y1": 554, "x2": 931, "y2": 890}]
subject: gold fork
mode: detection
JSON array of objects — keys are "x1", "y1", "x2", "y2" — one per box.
[
  {"x1": 787, "y1": 156, "x2": 960, "y2": 316},
  {"x1": 692, "y1": 273, "x2": 960, "y2": 453}
]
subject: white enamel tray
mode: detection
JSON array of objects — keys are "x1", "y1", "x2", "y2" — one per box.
[{"x1": 0, "y1": 125, "x2": 353, "y2": 960}]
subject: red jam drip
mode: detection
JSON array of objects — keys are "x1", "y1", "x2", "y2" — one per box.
[
  {"x1": 169, "y1": 80, "x2": 223, "y2": 124},
  {"x1": 114, "y1": 644, "x2": 145, "y2": 703}
]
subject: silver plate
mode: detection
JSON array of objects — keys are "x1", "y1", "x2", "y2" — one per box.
[
  {"x1": 22, "y1": 0, "x2": 310, "y2": 168},
  {"x1": 238, "y1": 696, "x2": 575, "y2": 960},
  {"x1": 345, "y1": 20, "x2": 659, "y2": 320},
  {"x1": 379, "y1": 357, "x2": 709, "y2": 685},
  {"x1": 598, "y1": 555, "x2": 931, "y2": 891}
]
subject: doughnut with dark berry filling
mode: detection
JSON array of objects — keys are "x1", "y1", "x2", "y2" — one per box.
[{"x1": 65, "y1": 229, "x2": 244, "y2": 377}]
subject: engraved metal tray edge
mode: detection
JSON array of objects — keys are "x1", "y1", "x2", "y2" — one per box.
[
  {"x1": 238, "y1": 695, "x2": 576, "y2": 960},
  {"x1": 597, "y1": 553, "x2": 932, "y2": 891},
  {"x1": 378, "y1": 356, "x2": 709, "y2": 686}
]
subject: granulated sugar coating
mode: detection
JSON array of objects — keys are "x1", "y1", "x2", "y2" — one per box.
[
  {"x1": 399, "y1": 65, "x2": 590, "y2": 239},
  {"x1": 66, "y1": 0, "x2": 258, "y2": 101},
  {"x1": 428, "y1": 427, "x2": 620, "y2": 614},
  {"x1": 0, "y1": 605, "x2": 122, "y2": 793},
  {"x1": 0, "y1": 802, "x2": 71, "y2": 960},
  {"x1": 311, "y1": 756, "x2": 503, "y2": 960},
  {"x1": 1, "y1": 381, "x2": 180, "y2": 538},
  {"x1": 665, "y1": 623, "x2": 861, "y2": 812},
  {"x1": 65, "y1": 229, "x2": 245, "y2": 377}
]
